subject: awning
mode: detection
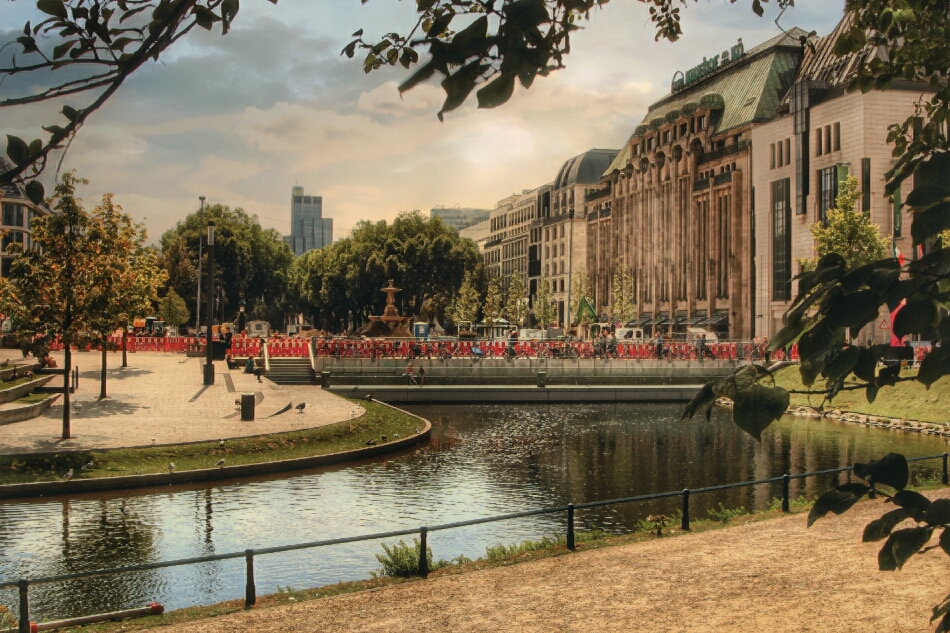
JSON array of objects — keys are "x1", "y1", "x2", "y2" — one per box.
[
  {"x1": 703, "y1": 311, "x2": 730, "y2": 326},
  {"x1": 686, "y1": 311, "x2": 708, "y2": 326},
  {"x1": 629, "y1": 313, "x2": 653, "y2": 327},
  {"x1": 650, "y1": 312, "x2": 671, "y2": 326},
  {"x1": 673, "y1": 311, "x2": 688, "y2": 325}
]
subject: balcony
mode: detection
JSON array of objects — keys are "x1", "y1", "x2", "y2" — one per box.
[
  {"x1": 714, "y1": 171, "x2": 733, "y2": 186},
  {"x1": 697, "y1": 139, "x2": 749, "y2": 165},
  {"x1": 585, "y1": 185, "x2": 611, "y2": 202},
  {"x1": 693, "y1": 178, "x2": 711, "y2": 192}
]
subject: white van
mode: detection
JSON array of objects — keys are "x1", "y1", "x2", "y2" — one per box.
[{"x1": 614, "y1": 327, "x2": 644, "y2": 340}]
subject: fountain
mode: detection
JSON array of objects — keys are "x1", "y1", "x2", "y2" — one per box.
[{"x1": 357, "y1": 279, "x2": 413, "y2": 338}]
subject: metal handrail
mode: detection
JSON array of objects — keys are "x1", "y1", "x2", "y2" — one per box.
[{"x1": 3, "y1": 452, "x2": 948, "y2": 631}]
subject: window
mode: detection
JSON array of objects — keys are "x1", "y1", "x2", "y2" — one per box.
[
  {"x1": 833, "y1": 123, "x2": 841, "y2": 151},
  {"x1": 785, "y1": 138, "x2": 791, "y2": 165},
  {"x1": 552, "y1": 280, "x2": 557, "y2": 293},
  {"x1": 560, "y1": 225, "x2": 565, "y2": 238},
  {"x1": 1, "y1": 204, "x2": 23, "y2": 227},
  {"x1": 861, "y1": 158, "x2": 871, "y2": 213},
  {"x1": 560, "y1": 243, "x2": 565, "y2": 256},
  {"x1": 545, "y1": 229, "x2": 549, "y2": 241},
  {"x1": 697, "y1": 115, "x2": 706, "y2": 130},
  {"x1": 824, "y1": 126, "x2": 832, "y2": 154},
  {"x1": 545, "y1": 247, "x2": 549, "y2": 259},
  {"x1": 559, "y1": 279, "x2": 565, "y2": 292},
  {"x1": 816, "y1": 129, "x2": 823, "y2": 156},
  {"x1": 770, "y1": 144, "x2": 776, "y2": 169},
  {"x1": 560, "y1": 261, "x2": 565, "y2": 274},
  {"x1": 818, "y1": 166, "x2": 838, "y2": 223},
  {"x1": 772, "y1": 179, "x2": 792, "y2": 301},
  {"x1": 545, "y1": 264, "x2": 549, "y2": 276},
  {"x1": 662, "y1": 130, "x2": 670, "y2": 145}
]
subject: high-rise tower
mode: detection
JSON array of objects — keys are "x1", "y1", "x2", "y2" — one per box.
[{"x1": 283, "y1": 186, "x2": 332, "y2": 255}]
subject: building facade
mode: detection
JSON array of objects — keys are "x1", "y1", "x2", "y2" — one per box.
[
  {"x1": 751, "y1": 17, "x2": 923, "y2": 341},
  {"x1": 430, "y1": 207, "x2": 490, "y2": 232},
  {"x1": 589, "y1": 31, "x2": 806, "y2": 339},
  {"x1": 283, "y1": 186, "x2": 332, "y2": 256},
  {"x1": 0, "y1": 158, "x2": 53, "y2": 277}
]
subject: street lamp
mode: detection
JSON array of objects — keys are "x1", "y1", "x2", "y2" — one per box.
[
  {"x1": 203, "y1": 221, "x2": 215, "y2": 385},
  {"x1": 195, "y1": 196, "x2": 205, "y2": 334}
]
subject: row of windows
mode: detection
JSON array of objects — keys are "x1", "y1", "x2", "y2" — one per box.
[
  {"x1": 769, "y1": 139, "x2": 791, "y2": 169},
  {"x1": 634, "y1": 115, "x2": 708, "y2": 155},
  {"x1": 815, "y1": 123, "x2": 841, "y2": 156},
  {"x1": 544, "y1": 243, "x2": 566, "y2": 259},
  {"x1": 545, "y1": 224, "x2": 566, "y2": 241},
  {"x1": 544, "y1": 261, "x2": 566, "y2": 276}
]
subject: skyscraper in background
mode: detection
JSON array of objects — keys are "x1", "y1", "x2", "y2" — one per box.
[{"x1": 284, "y1": 186, "x2": 332, "y2": 256}]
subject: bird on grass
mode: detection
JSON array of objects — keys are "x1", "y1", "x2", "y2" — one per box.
[
  {"x1": 216, "y1": 459, "x2": 226, "y2": 468},
  {"x1": 63, "y1": 469, "x2": 73, "y2": 482},
  {"x1": 81, "y1": 460, "x2": 94, "y2": 471},
  {"x1": 219, "y1": 439, "x2": 226, "y2": 448},
  {"x1": 295, "y1": 402, "x2": 306, "y2": 413},
  {"x1": 168, "y1": 462, "x2": 175, "y2": 474},
  {"x1": 151, "y1": 438, "x2": 156, "y2": 445},
  {"x1": 1, "y1": 359, "x2": 9, "y2": 367},
  {"x1": 350, "y1": 386, "x2": 358, "y2": 392},
  {"x1": 363, "y1": 394, "x2": 374, "y2": 401}
]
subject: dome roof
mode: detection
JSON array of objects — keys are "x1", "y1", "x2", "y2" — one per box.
[{"x1": 553, "y1": 149, "x2": 619, "y2": 190}]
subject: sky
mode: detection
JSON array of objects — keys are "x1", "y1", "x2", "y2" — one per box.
[{"x1": 2, "y1": 0, "x2": 845, "y2": 243}]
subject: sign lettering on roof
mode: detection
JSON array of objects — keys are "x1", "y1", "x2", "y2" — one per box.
[{"x1": 671, "y1": 39, "x2": 745, "y2": 93}]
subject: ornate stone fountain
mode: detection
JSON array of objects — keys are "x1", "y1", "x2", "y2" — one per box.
[{"x1": 358, "y1": 279, "x2": 413, "y2": 337}]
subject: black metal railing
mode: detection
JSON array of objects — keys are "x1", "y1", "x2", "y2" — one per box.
[
  {"x1": 697, "y1": 139, "x2": 749, "y2": 165},
  {"x1": 714, "y1": 171, "x2": 733, "y2": 186},
  {"x1": 3, "y1": 453, "x2": 948, "y2": 632}
]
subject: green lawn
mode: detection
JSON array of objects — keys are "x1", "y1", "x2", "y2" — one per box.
[
  {"x1": 0, "y1": 400, "x2": 422, "y2": 485},
  {"x1": 772, "y1": 365, "x2": 950, "y2": 424}
]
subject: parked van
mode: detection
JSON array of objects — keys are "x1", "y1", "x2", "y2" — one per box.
[{"x1": 614, "y1": 326, "x2": 645, "y2": 340}]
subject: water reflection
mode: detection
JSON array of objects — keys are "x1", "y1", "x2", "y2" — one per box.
[{"x1": 0, "y1": 404, "x2": 946, "y2": 621}]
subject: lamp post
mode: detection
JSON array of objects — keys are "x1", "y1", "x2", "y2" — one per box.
[
  {"x1": 203, "y1": 221, "x2": 215, "y2": 385},
  {"x1": 195, "y1": 196, "x2": 205, "y2": 334}
]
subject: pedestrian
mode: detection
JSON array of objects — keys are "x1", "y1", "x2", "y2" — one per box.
[
  {"x1": 762, "y1": 336, "x2": 770, "y2": 362},
  {"x1": 401, "y1": 362, "x2": 417, "y2": 385},
  {"x1": 655, "y1": 332, "x2": 664, "y2": 360},
  {"x1": 752, "y1": 335, "x2": 760, "y2": 360},
  {"x1": 418, "y1": 365, "x2": 426, "y2": 387},
  {"x1": 695, "y1": 333, "x2": 704, "y2": 359}
]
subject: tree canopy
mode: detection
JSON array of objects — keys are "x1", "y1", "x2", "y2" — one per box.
[
  {"x1": 291, "y1": 212, "x2": 479, "y2": 332},
  {"x1": 803, "y1": 176, "x2": 890, "y2": 271}
]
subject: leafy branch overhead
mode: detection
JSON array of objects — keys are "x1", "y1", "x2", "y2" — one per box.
[{"x1": 2, "y1": 0, "x2": 273, "y2": 194}]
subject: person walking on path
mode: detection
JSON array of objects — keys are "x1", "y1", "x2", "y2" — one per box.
[
  {"x1": 655, "y1": 333, "x2": 664, "y2": 360},
  {"x1": 418, "y1": 365, "x2": 426, "y2": 387}
]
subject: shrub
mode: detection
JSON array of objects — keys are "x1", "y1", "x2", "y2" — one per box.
[
  {"x1": 485, "y1": 535, "x2": 562, "y2": 561},
  {"x1": 374, "y1": 539, "x2": 438, "y2": 578},
  {"x1": 707, "y1": 503, "x2": 747, "y2": 523}
]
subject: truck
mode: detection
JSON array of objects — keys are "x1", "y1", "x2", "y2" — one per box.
[{"x1": 132, "y1": 316, "x2": 166, "y2": 337}]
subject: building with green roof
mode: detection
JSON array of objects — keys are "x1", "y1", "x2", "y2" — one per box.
[{"x1": 586, "y1": 28, "x2": 807, "y2": 340}]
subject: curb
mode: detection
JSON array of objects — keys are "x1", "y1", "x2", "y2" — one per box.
[
  {"x1": 0, "y1": 394, "x2": 60, "y2": 426},
  {"x1": 0, "y1": 403, "x2": 431, "y2": 499}
]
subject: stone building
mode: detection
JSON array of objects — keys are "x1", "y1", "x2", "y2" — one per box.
[
  {"x1": 484, "y1": 185, "x2": 550, "y2": 311},
  {"x1": 545, "y1": 149, "x2": 618, "y2": 328},
  {"x1": 430, "y1": 206, "x2": 490, "y2": 232},
  {"x1": 589, "y1": 30, "x2": 807, "y2": 339},
  {"x1": 0, "y1": 158, "x2": 53, "y2": 278},
  {"x1": 751, "y1": 16, "x2": 926, "y2": 341}
]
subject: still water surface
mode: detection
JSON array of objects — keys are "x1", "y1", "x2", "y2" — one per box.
[{"x1": 1, "y1": 403, "x2": 946, "y2": 621}]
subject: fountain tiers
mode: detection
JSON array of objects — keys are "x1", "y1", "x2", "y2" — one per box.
[{"x1": 357, "y1": 279, "x2": 413, "y2": 338}]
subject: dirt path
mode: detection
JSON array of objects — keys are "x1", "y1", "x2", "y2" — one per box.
[{"x1": 176, "y1": 490, "x2": 950, "y2": 632}]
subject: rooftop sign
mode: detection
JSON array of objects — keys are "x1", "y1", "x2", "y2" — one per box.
[{"x1": 671, "y1": 39, "x2": 745, "y2": 93}]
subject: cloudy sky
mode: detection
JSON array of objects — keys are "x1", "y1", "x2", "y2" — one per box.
[{"x1": 3, "y1": 0, "x2": 844, "y2": 243}]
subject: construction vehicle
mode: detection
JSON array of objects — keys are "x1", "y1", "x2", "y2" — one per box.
[{"x1": 132, "y1": 316, "x2": 167, "y2": 337}]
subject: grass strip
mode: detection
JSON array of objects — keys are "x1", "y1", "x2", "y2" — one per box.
[{"x1": 0, "y1": 400, "x2": 421, "y2": 485}]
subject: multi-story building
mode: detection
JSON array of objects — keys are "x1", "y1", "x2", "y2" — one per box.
[
  {"x1": 283, "y1": 186, "x2": 332, "y2": 256},
  {"x1": 430, "y1": 206, "x2": 490, "y2": 232},
  {"x1": 0, "y1": 158, "x2": 53, "y2": 277},
  {"x1": 526, "y1": 184, "x2": 552, "y2": 321},
  {"x1": 544, "y1": 149, "x2": 618, "y2": 328},
  {"x1": 590, "y1": 30, "x2": 807, "y2": 339},
  {"x1": 459, "y1": 217, "x2": 491, "y2": 251},
  {"x1": 751, "y1": 16, "x2": 922, "y2": 342},
  {"x1": 484, "y1": 194, "x2": 519, "y2": 281}
]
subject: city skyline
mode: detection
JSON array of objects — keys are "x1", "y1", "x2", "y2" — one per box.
[{"x1": 2, "y1": 1, "x2": 843, "y2": 243}]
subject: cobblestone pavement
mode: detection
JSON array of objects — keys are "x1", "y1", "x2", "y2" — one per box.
[{"x1": 0, "y1": 352, "x2": 363, "y2": 454}]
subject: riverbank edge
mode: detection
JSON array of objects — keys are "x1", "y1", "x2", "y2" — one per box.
[{"x1": 0, "y1": 401, "x2": 431, "y2": 499}]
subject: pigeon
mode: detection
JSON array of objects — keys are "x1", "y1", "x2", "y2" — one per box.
[
  {"x1": 295, "y1": 402, "x2": 306, "y2": 413},
  {"x1": 168, "y1": 462, "x2": 175, "y2": 474},
  {"x1": 81, "y1": 460, "x2": 94, "y2": 470},
  {"x1": 219, "y1": 439, "x2": 226, "y2": 448},
  {"x1": 216, "y1": 459, "x2": 226, "y2": 468},
  {"x1": 1, "y1": 359, "x2": 9, "y2": 367},
  {"x1": 151, "y1": 438, "x2": 156, "y2": 445},
  {"x1": 351, "y1": 386, "x2": 358, "y2": 392},
  {"x1": 365, "y1": 439, "x2": 377, "y2": 446},
  {"x1": 363, "y1": 394, "x2": 374, "y2": 401},
  {"x1": 63, "y1": 468, "x2": 74, "y2": 482}
]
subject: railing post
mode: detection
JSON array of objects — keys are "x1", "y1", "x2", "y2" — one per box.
[
  {"x1": 244, "y1": 549, "x2": 256, "y2": 608},
  {"x1": 943, "y1": 453, "x2": 949, "y2": 486},
  {"x1": 18, "y1": 579, "x2": 29, "y2": 633},
  {"x1": 782, "y1": 473, "x2": 791, "y2": 513},
  {"x1": 566, "y1": 504, "x2": 575, "y2": 551},
  {"x1": 418, "y1": 527, "x2": 428, "y2": 578},
  {"x1": 681, "y1": 489, "x2": 690, "y2": 531}
]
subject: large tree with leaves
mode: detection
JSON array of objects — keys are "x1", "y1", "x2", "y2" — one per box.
[
  {"x1": 610, "y1": 258, "x2": 636, "y2": 324},
  {"x1": 505, "y1": 271, "x2": 527, "y2": 327}
]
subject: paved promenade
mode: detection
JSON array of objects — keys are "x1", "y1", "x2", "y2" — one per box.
[
  {"x1": 0, "y1": 352, "x2": 363, "y2": 454},
  {"x1": 179, "y1": 489, "x2": 950, "y2": 633}
]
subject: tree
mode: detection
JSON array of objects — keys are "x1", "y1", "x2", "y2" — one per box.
[
  {"x1": 159, "y1": 288, "x2": 191, "y2": 333},
  {"x1": 483, "y1": 277, "x2": 504, "y2": 329},
  {"x1": 505, "y1": 272, "x2": 527, "y2": 327},
  {"x1": 0, "y1": 172, "x2": 94, "y2": 438},
  {"x1": 161, "y1": 204, "x2": 294, "y2": 329},
  {"x1": 568, "y1": 268, "x2": 592, "y2": 326},
  {"x1": 610, "y1": 258, "x2": 636, "y2": 324},
  {"x1": 534, "y1": 276, "x2": 556, "y2": 329},
  {"x1": 447, "y1": 271, "x2": 479, "y2": 325},
  {"x1": 802, "y1": 176, "x2": 890, "y2": 271},
  {"x1": 83, "y1": 193, "x2": 167, "y2": 398},
  {"x1": 3, "y1": 0, "x2": 796, "y2": 193}
]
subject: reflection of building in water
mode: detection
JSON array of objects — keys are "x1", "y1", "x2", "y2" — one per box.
[{"x1": 283, "y1": 186, "x2": 332, "y2": 256}]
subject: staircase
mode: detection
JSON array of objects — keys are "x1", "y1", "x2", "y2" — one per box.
[{"x1": 266, "y1": 357, "x2": 316, "y2": 385}]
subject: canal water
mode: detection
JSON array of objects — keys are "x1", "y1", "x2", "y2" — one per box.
[{"x1": 1, "y1": 403, "x2": 946, "y2": 621}]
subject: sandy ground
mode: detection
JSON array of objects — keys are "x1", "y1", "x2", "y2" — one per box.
[
  {"x1": 0, "y1": 352, "x2": 362, "y2": 454},
  {"x1": 175, "y1": 490, "x2": 950, "y2": 633}
]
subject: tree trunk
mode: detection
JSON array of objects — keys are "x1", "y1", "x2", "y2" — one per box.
[
  {"x1": 122, "y1": 329, "x2": 128, "y2": 368},
  {"x1": 62, "y1": 345, "x2": 71, "y2": 440},
  {"x1": 100, "y1": 344, "x2": 107, "y2": 399}
]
